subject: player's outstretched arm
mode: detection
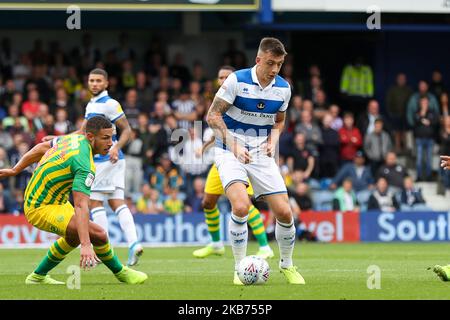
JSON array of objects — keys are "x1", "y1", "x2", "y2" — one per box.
[
  {"x1": 0, "y1": 140, "x2": 52, "y2": 179},
  {"x1": 73, "y1": 191, "x2": 99, "y2": 270},
  {"x1": 441, "y1": 155, "x2": 450, "y2": 170},
  {"x1": 206, "y1": 96, "x2": 250, "y2": 163}
]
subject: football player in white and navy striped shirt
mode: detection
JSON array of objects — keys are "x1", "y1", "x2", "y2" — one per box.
[
  {"x1": 79, "y1": 68, "x2": 143, "y2": 266},
  {"x1": 206, "y1": 37, "x2": 305, "y2": 285}
]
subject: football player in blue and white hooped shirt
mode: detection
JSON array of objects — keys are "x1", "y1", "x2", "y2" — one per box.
[
  {"x1": 206, "y1": 38, "x2": 305, "y2": 285},
  {"x1": 79, "y1": 68, "x2": 143, "y2": 266}
]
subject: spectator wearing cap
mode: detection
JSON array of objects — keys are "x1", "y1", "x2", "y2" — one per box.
[
  {"x1": 376, "y1": 151, "x2": 409, "y2": 193},
  {"x1": 330, "y1": 150, "x2": 373, "y2": 206}
]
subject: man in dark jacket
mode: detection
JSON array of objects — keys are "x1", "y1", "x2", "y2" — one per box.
[
  {"x1": 331, "y1": 150, "x2": 373, "y2": 207},
  {"x1": 399, "y1": 176, "x2": 431, "y2": 211},
  {"x1": 413, "y1": 96, "x2": 438, "y2": 181},
  {"x1": 368, "y1": 177, "x2": 400, "y2": 212},
  {"x1": 376, "y1": 151, "x2": 408, "y2": 192}
]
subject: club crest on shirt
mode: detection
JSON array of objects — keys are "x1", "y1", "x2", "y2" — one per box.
[{"x1": 257, "y1": 102, "x2": 265, "y2": 110}]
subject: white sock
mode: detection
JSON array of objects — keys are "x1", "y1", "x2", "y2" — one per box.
[
  {"x1": 91, "y1": 207, "x2": 109, "y2": 235},
  {"x1": 275, "y1": 219, "x2": 296, "y2": 269},
  {"x1": 115, "y1": 204, "x2": 139, "y2": 247},
  {"x1": 229, "y1": 213, "x2": 248, "y2": 270}
]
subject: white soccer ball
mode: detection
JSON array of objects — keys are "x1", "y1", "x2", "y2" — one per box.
[{"x1": 237, "y1": 255, "x2": 270, "y2": 285}]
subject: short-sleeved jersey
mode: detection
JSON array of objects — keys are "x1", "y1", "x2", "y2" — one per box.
[
  {"x1": 85, "y1": 90, "x2": 125, "y2": 163},
  {"x1": 24, "y1": 134, "x2": 96, "y2": 209},
  {"x1": 215, "y1": 65, "x2": 291, "y2": 149}
]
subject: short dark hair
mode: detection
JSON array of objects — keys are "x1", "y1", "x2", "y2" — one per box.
[
  {"x1": 258, "y1": 37, "x2": 287, "y2": 56},
  {"x1": 343, "y1": 111, "x2": 354, "y2": 119},
  {"x1": 89, "y1": 68, "x2": 108, "y2": 80},
  {"x1": 219, "y1": 65, "x2": 235, "y2": 72},
  {"x1": 86, "y1": 115, "x2": 112, "y2": 135}
]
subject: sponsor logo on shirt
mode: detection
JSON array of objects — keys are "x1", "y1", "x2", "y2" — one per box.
[{"x1": 85, "y1": 173, "x2": 95, "y2": 187}]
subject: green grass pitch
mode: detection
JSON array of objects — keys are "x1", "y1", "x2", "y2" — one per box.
[{"x1": 1, "y1": 242, "x2": 450, "y2": 300}]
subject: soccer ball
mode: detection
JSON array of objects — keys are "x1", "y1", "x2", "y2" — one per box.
[{"x1": 237, "y1": 255, "x2": 270, "y2": 285}]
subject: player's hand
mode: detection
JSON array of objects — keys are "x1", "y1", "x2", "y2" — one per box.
[
  {"x1": 440, "y1": 155, "x2": 450, "y2": 170},
  {"x1": 0, "y1": 168, "x2": 17, "y2": 179},
  {"x1": 232, "y1": 144, "x2": 251, "y2": 164},
  {"x1": 109, "y1": 146, "x2": 120, "y2": 164},
  {"x1": 194, "y1": 147, "x2": 202, "y2": 158},
  {"x1": 262, "y1": 141, "x2": 276, "y2": 157},
  {"x1": 41, "y1": 135, "x2": 56, "y2": 142},
  {"x1": 80, "y1": 244, "x2": 100, "y2": 271}
]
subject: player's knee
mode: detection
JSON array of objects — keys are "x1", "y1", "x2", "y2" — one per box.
[
  {"x1": 92, "y1": 228, "x2": 108, "y2": 245},
  {"x1": 202, "y1": 198, "x2": 216, "y2": 210},
  {"x1": 232, "y1": 202, "x2": 250, "y2": 216},
  {"x1": 276, "y1": 208, "x2": 293, "y2": 222}
]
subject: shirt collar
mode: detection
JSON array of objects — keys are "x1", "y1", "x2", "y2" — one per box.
[
  {"x1": 91, "y1": 90, "x2": 108, "y2": 103},
  {"x1": 251, "y1": 65, "x2": 276, "y2": 90}
]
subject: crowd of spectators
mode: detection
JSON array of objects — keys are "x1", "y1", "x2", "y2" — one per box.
[{"x1": 0, "y1": 33, "x2": 448, "y2": 216}]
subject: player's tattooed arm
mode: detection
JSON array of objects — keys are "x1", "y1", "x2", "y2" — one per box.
[
  {"x1": 0, "y1": 141, "x2": 52, "y2": 178},
  {"x1": 207, "y1": 96, "x2": 251, "y2": 163},
  {"x1": 206, "y1": 96, "x2": 233, "y2": 147}
]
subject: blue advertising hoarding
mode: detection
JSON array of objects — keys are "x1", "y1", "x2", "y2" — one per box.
[
  {"x1": 360, "y1": 211, "x2": 450, "y2": 242},
  {"x1": 107, "y1": 213, "x2": 231, "y2": 245}
]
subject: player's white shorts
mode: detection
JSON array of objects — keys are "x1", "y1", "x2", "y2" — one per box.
[
  {"x1": 214, "y1": 147, "x2": 287, "y2": 200},
  {"x1": 90, "y1": 188, "x2": 125, "y2": 201},
  {"x1": 90, "y1": 159, "x2": 126, "y2": 200}
]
